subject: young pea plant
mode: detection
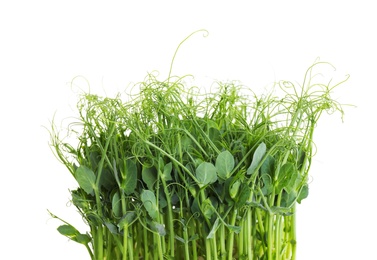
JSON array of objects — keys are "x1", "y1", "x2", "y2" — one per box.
[{"x1": 48, "y1": 59, "x2": 347, "y2": 259}]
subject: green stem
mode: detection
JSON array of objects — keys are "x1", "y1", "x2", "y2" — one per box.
[
  {"x1": 246, "y1": 209, "x2": 253, "y2": 260},
  {"x1": 134, "y1": 224, "x2": 142, "y2": 259},
  {"x1": 155, "y1": 216, "x2": 164, "y2": 260},
  {"x1": 251, "y1": 209, "x2": 258, "y2": 259},
  {"x1": 127, "y1": 229, "x2": 134, "y2": 260},
  {"x1": 267, "y1": 213, "x2": 274, "y2": 260},
  {"x1": 189, "y1": 215, "x2": 198, "y2": 260},
  {"x1": 227, "y1": 209, "x2": 238, "y2": 260},
  {"x1": 95, "y1": 226, "x2": 104, "y2": 260},
  {"x1": 160, "y1": 177, "x2": 175, "y2": 257},
  {"x1": 291, "y1": 205, "x2": 297, "y2": 260},
  {"x1": 183, "y1": 225, "x2": 191, "y2": 260},
  {"x1": 90, "y1": 123, "x2": 116, "y2": 260},
  {"x1": 212, "y1": 232, "x2": 218, "y2": 260},
  {"x1": 219, "y1": 223, "x2": 226, "y2": 259},
  {"x1": 84, "y1": 243, "x2": 94, "y2": 260},
  {"x1": 143, "y1": 226, "x2": 148, "y2": 259},
  {"x1": 206, "y1": 238, "x2": 212, "y2": 259},
  {"x1": 275, "y1": 215, "x2": 282, "y2": 260},
  {"x1": 238, "y1": 217, "x2": 244, "y2": 257},
  {"x1": 122, "y1": 224, "x2": 129, "y2": 260},
  {"x1": 105, "y1": 230, "x2": 112, "y2": 259}
]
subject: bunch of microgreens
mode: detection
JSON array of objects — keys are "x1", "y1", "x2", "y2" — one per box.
[{"x1": 48, "y1": 31, "x2": 348, "y2": 260}]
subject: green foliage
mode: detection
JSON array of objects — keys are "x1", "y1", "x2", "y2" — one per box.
[
  {"x1": 120, "y1": 158, "x2": 137, "y2": 195},
  {"x1": 247, "y1": 142, "x2": 267, "y2": 176},
  {"x1": 48, "y1": 59, "x2": 347, "y2": 259},
  {"x1": 216, "y1": 150, "x2": 235, "y2": 180},
  {"x1": 57, "y1": 225, "x2": 91, "y2": 244},
  {"x1": 75, "y1": 166, "x2": 96, "y2": 195},
  {"x1": 196, "y1": 162, "x2": 218, "y2": 188},
  {"x1": 141, "y1": 190, "x2": 159, "y2": 220}
]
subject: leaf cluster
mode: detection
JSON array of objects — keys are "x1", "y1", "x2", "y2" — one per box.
[{"x1": 49, "y1": 62, "x2": 346, "y2": 259}]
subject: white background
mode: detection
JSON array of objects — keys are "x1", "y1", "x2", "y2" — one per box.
[{"x1": 1, "y1": 1, "x2": 375, "y2": 259}]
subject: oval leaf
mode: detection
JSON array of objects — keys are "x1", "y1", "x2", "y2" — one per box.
[
  {"x1": 216, "y1": 150, "x2": 235, "y2": 180},
  {"x1": 75, "y1": 166, "x2": 96, "y2": 195},
  {"x1": 297, "y1": 184, "x2": 309, "y2": 203},
  {"x1": 111, "y1": 191, "x2": 122, "y2": 218},
  {"x1": 229, "y1": 180, "x2": 241, "y2": 199},
  {"x1": 57, "y1": 224, "x2": 78, "y2": 237},
  {"x1": 141, "y1": 190, "x2": 158, "y2": 220},
  {"x1": 118, "y1": 211, "x2": 137, "y2": 229},
  {"x1": 196, "y1": 162, "x2": 217, "y2": 187},
  {"x1": 261, "y1": 174, "x2": 273, "y2": 195},
  {"x1": 121, "y1": 158, "x2": 137, "y2": 195},
  {"x1": 247, "y1": 142, "x2": 267, "y2": 175},
  {"x1": 142, "y1": 166, "x2": 157, "y2": 191},
  {"x1": 235, "y1": 184, "x2": 251, "y2": 208},
  {"x1": 261, "y1": 155, "x2": 275, "y2": 178},
  {"x1": 275, "y1": 163, "x2": 298, "y2": 194},
  {"x1": 163, "y1": 162, "x2": 173, "y2": 181},
  {"x1": 201, "y1": 198, "x2": 215, "y2": 220},
  {"x1": 75, "y1": 233, "x2": 91, "y2": 244},
  {"x1": 150, "y1": 221, "x2": 166, "y2": 236},
  {"x1": 57, "y1": 224, "x2": 91, "y2": 244}
]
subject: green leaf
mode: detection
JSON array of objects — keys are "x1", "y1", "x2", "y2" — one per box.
[
  {"x1": 297, "y1": 149, "x2": 307, "y2": 170},
  {"x1": 215, "y1": 150, "x2": 235, "y2": 180},
  {"x1": 163, "y1": 162, "x2": 173, "y2": 181},
  {"x1": 270, "y1": 206, "x2": 294, "y2": 216},
  {"x1": 281, "y1": 191, "x2": 297, "y2": 208},
  {"x1": 196, "y1": 162, "x2": 217, "y2": 187},
  {"x1": 247, "y1": 142, "x2": 267, "y2": 175},
  {"x1": 201, "y1": 198, "x2": 215, "y2": 220},
  {"x1": 190, "y1": 197, "x2": 201, "y2": 217},
  {"x1": 89, "y1": 150, "x2": 100, "y2": 169},
  {"x1": 121, "y1": 158, "x2": 137, "y2": 195},
  {"x1": 75, "y1": 233, "x2": 91, "y2": 244},
  {"x1": 98, "y1": 168, "x2": 116, "y2": 191},
  {"x1": 118, "y1": 211, "x2": 137, "y2": 229},
  {"x1": 226, "y1": 224, "x2": 241, "y2": 234},
  {"x1": 104, "y1": 222, "x2": 118, "y2": 234},
  {"x1": 111, "y1": 191, "x2": 122, "y2": 218},
  {"x1": 141, "y1": 190, "x2": 158, "y2": 220},
  {"x1": 71, "y1": 189, "x2": 89, "y2": 210},
  {"x1": 275, "y1": 163, "x2": 298, "y2": 194},
  {"x1": 297, "y1": 184, "x2": 309, "y2": 203},
  {"x1": 149, "y1": 221, "x2": 166, "y2": 236},
  {"x1": 75, "y1": 166, "x2": 96, "y2": 195},
  {"x1": 57, "y1": 224, "x2": 91, "y2": 244},
  {"x1": 207, "y1": 217, "x2": 220, "y2": 239},
  {"x1": 261, "y1": 155, "x2": 275, "y2": 178},
  {"x1": 158, "y1": 190, "x2": 168, "y2": 209},
  {"x1": 209, "y1": 127, "x2": 222, "y2": 149},
  {"x1": 188, "y1": 234, "x2": 199, "y2": 242},
  {"x1": 142, "y1": 166, "x2": 157, "y2": 191},
  {"x1": 175, "y1": 235, "x2": 186, "y2": 244},
  {"x1": 236, "y1": 183, "x2": 251, "y2": 208},
  {"x1": 261, "y1": 174, "x2": 273, "y2": 195},
  {"x1": 175, "y1": 233, "x2": 199, "y2": 244},
  {"x1": 229, "y1": 179, "x2": 241, "y2": 199},
  {"x1": 57, "y1": 224, "x2": 78, "y2": 237}
]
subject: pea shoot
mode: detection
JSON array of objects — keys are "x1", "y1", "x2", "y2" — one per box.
[{"x1": 48, "y1": 34, "x2": 347, "y2": 260}]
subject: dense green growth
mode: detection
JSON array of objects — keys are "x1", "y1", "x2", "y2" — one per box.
[{"x1": 49, "y1": 61, "x2": 347, "y2": 259}]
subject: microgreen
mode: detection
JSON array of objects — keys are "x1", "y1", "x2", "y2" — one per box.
[{"x1": 48, "y1": 32, "x2": 348, "y2": 260}]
